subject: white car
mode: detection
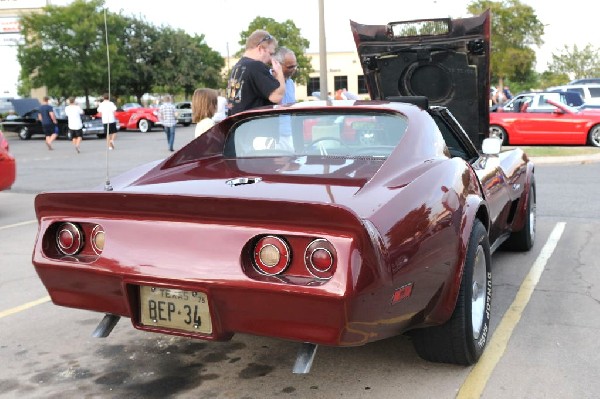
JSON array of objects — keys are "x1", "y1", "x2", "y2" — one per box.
[
  {"x1": 547, "y1": 84, "x2": 600, "y2": 105},
  {"x1": 174, "y1": 102, "x2": 192, "y2": 126}
]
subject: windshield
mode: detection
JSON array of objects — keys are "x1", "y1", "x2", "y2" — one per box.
[{"x1": 224, "y1": 112, "x2": 408, "y2": 159}]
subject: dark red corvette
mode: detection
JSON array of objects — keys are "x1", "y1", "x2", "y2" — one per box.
[{"x1": 32, "y1": 11, "x2": 535, "y2": 372}]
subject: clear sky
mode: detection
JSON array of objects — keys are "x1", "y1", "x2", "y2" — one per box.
[{"x1": 1, "y1": 0, "x2": 597, "y2": 96}]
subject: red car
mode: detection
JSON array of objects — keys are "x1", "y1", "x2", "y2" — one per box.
[
  {"x1": 114, "y1": 103, "x2": 160, "y2": 133},
  {"x1": 31, "y1": 11, "x2": 536, "y2": 372},
  {"x1": 490, "y1": 99, "x2": 600, "y2": 146},
  {"x1": 0, "y1": 130, "x2": 16, "y2": 191}
]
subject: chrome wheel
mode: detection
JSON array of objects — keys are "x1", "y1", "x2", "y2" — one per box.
[
  {"x1": 18, "y1": 127, "x2": 31, "y2": 140},
  {"x1": 528, "y1": 192, "x2": 536, "y2": 243},
  {"x1": 588, "y1": 125, "x2": 600, "y2": 147},
  {"x1": 489, "y1": 125, "x2": 507, "y2": 145},
  {"x1": 471, "y1": 245, "x2": 487, "y2": 339},
  {"x1": 138, "y1": 119, "x2": 150, "y2": 133}
]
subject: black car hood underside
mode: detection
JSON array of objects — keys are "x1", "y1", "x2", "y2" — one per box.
[{"x1": 351, "y1": 11, "x2": 490, "y2": 147}]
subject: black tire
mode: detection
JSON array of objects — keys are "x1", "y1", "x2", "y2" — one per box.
[
  {"x1": 502, "y1": 178, "x2": 536, "y2": 251},
  {"x1": 411, "y1": 220, "x2": 491, "y2": 365},
  {"x1": 588, "y1": 124, "x2": 600, "y2": 147},
  {"x1": 489, "y1": 124, "x2": 508, "y2": 145},
  {"x1": 97, "y1": 133, "x2": 107, "y2": 139},
  {"x1": 18, "y1": 127, "x2": 31, "y2": 140},
  {"x1": 183, "y1": 123, "x2": 191, "y2": 127},
  {"x1": 138, "y1": 119, "x2": 151, "y2": 133}
]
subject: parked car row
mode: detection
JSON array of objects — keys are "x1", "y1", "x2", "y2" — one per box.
[{"x1": 1, "y1": 99, "x2": 119, "y2": 140}]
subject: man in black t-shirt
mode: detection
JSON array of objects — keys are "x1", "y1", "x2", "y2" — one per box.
[
  {"x1": 226, "y1": 30, "x2": 285, "y2": 115},
  {"x1": 38, "y1": 96, "x2": 58, "y2": 150}
]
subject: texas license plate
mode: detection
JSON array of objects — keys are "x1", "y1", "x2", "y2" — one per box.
[{"x1": 139, "y1": 286, "x2": 212, "y2": 334}]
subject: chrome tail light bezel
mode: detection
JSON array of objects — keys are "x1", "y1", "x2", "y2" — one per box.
[
  {"x1": 304, "y1": 239, "x2": 336, "y2": 279},
  {"x1": 56, "y1": 222, "x2": 84, "y2": 256},
  {"x1": 252, "y1": 235, "x2": 291, "y2": 276}
]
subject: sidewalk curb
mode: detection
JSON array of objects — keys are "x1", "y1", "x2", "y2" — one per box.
[{"x1": 529, "y1": 152, "x2": 600, "y2": 165}]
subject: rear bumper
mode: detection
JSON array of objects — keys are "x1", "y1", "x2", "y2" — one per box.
[{"x1": 34, "y1": 264, "x2": 360, "y2": 345}]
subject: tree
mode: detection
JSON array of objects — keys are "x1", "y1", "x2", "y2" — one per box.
[
  {"x1": 236, "y1": 17, "x2": 312, "y2": 85},
  {"x1": 154, "y1": 29, "x2": 224, "y2": 99},
  {"x1": 467, "y1": 0, "x2": 544, "y2": 89},
  {"x1": 109, "y1": 15, "x2": 161, "y2": 103},
  {"x1": 17, "y1": 0, "x2": 109, "y2": 107},
  {"x1": 547, "y1": 44, "x2": 600, "y2": 81},
  {"x1": 17, "y1": 0, "x2": 225, "y2": 105}
]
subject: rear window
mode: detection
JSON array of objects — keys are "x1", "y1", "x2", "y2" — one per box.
[
  {"x1": 589, "y1": 87, "x2": 600, "y2": 98},
  {"x1": 224, "y1": 112, "x2": 408, "y2": 159}
]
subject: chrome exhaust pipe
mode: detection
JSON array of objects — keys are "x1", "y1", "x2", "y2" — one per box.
[
  {"x1": 292, "y1": 342, "x2": 318, "y2": 374},
  {"x1": 92, "y1": 313, "x2": 121, "y2": 338}
]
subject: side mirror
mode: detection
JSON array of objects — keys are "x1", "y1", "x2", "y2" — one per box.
[{"x1": 481, "y1": 137, "x2": 502, "y2": 155}]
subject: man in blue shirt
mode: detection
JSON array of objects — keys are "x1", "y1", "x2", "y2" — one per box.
[
  {"x1": 38, "y1": 96, "x2": 58, "y2": 150},
  {"x1": 274, "y1": 47, "x2": 297, "y2": 150},
  {"x1": 275, "y1": 47, "x2": 297, "y2": 104}
]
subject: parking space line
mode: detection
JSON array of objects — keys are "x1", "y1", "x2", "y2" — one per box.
[
  {"x1": 0, "y1": 219, "x2": 37, "y2": 231},
  {"x1": 0, "y1": 296, "x2": 51, "y2": 319},
  {"x1": 457, "y1": 222, "x2": 566, "y2": 398}
]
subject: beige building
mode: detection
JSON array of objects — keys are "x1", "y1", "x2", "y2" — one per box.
[{"x1": 297, "y1": 51, "x2": 370, "y2": 101}]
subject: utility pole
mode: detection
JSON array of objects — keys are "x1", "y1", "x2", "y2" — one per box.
[{"x1": 318, "y1": 0, "x2": 328, "y2": 100}]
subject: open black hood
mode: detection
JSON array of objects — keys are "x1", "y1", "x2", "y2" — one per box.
[
  {"x1": 10, "y1": 98, "x2": 41, "y2": 117},
  {"x1": 351, "y1": 11, "x2": 490, "y2": 147}
]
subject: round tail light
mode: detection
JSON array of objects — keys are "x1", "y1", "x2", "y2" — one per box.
[
  {"x1": 305, "y1": 239, "x2": 336, "y2": 279},
  {"x1": 253, "y1": 236, "x2": 290, "y2": 275},
  {"x1": 56, "y1": 222, "x2": 84, "y2": 255},
  {"x1": 91, "y1": 225, "x2": 105, "y2": 255}
]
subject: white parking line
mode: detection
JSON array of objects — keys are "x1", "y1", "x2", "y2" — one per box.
[
  {"x1": 457, "y1": 222, "x2": 566, "y2": 398},
  {"x1": 0, "y1": 296, "x2": 51, "y2": 319},
  {"x1": 0, "y1": 219, "x2": 37, "y2": 231}
]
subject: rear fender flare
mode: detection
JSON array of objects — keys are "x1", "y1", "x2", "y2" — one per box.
[{"x1": 427, "y1": 195, "x2": 489, "y2": 325}]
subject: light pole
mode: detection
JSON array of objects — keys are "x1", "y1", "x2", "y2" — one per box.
[{"x1": 318, "y1": 0, "x2": 329, "y2": 100}]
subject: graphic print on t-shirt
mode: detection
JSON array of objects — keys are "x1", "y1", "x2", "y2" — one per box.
[{"x1": 227, "y1": 64, "x2": 246, "y2": 105}]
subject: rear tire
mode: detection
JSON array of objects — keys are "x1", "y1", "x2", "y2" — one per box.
[
  {"x1": 411, "y1": 220, "x2": 491, "y2": 365},
  {"x1": 489, "y1": 125, "x2": 508, "y2": 145}
]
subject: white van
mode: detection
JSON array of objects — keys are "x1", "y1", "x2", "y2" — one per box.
[{"x1": 547, "y1": 84, "x2": 600, "y2": 105}]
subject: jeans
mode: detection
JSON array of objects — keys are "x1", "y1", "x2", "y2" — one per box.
[{"x1": 164, "y1": 125, "x2": 176, "y2": 150}]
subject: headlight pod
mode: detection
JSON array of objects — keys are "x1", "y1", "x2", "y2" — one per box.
[
  {"x1": 56, "y1": 222, "x2": 84, "y2": 255},
  {"x1": 253, "y1": 235, "x2": 291, "y2": 275}
]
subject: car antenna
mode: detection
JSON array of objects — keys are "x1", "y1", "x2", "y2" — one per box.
[{"x1": 103, "y1": 8, "x2": 113, "y2": 192}]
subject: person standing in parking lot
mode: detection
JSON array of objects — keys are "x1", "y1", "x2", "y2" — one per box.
[
  {"x1": 158, "y1": 95, "x2": 177, "y2": 151},
  {"x1": 226, "y1": 30, "x2": 285, "y2": 115},
  {"x1": 65, "y1": 97, "x2": 84, "y2": 153},
  {"x1": 273, "y1": 47, "x2": 297, "y2": 150},
  {"x1": 38, "y1": 96, "x2": 58, "y2": 150},
  {"x1": 192, "y1": 88, "x2": 218, "y2": 138},
  {"x1": 97, "y1": 93, "x2": 118, "y2": 150}
]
